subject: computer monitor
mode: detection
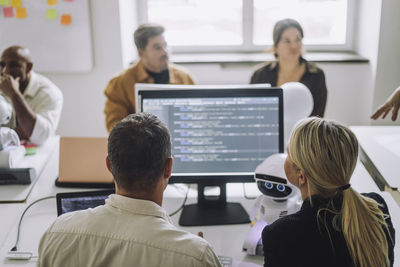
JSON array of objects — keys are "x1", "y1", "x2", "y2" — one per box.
[
  {"x1": 56, "y1": 190, "x2": 115, "y2": 216},
  {"x1": 136, "y1": 84, "x2": 283, "y2": 226}
]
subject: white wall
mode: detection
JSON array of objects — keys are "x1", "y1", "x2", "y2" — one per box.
[
  {"x1": 119, "y1": 0, "x2": 138, "y2": 68},
  {"x1": 180, "y1": 62, "x2": 372, "y2": 126},
  {"x1": 353, "y1": 0, "x2": 382, "y2": 125},
  {"x1": 372, "y1": 0, "x2": 400, "y2": 125},
  {"x1": 319, "y1": 62, "x2": 372, "y2": 125},
  {"x1": 43, "y1": 0, "x2": 123, "y2": 137},
  {"x1": 36, "y1": 0, "x2": 400, "y2": 137},
  {"x1": 355, "y1": 0, "x2": 382, "y2": 79}
]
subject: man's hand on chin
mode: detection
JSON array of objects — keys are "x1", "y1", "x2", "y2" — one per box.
[{"x1": 0, "y1": 74, "x2": 20, "y2": 98}]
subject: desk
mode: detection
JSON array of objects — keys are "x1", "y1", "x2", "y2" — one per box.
[
  {"x1": 0, "y1": 136, "x2": 60, "y2": 203},
  {"x1": 0, "y1": 150, "x2": 399, "y2": 266},
  {"x1": 0, "y1": 181, "x2": 264, "y2": 266},
  {"x1": 0, "y1": 136, "x2": 60, "y2": 249},
  {"x1": 350, "y1": 126, "x2": 400, "y2": 205}
]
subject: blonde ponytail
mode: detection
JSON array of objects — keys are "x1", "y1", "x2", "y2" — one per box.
[
  {"x1": 341, "y1": 189, "x2": 390, "y2": 267},
  {"x1": 288, "y1": 117, "x2": 392, "y2": 267}
]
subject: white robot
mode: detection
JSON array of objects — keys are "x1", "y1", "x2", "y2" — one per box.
[
  {"x1": 0, "y1": 95, "x2": 20, "y2": 149},
  {"x1": 243, "y1": 153, "x2": 302, "y2": 256},
  {"x1": 0, "y1": 95, "x2": 25, "y2": 167}
]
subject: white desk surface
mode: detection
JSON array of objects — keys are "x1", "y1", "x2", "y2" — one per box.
[
  {"x1": 351, "y1": 126, "x2": 400, "y2": 189},
  {"x1": 0, "y1": 136, "x2": 59, "y2": 203},
  {"x1": 0, "y1": 151, "x2": 399, "y2": 266}
]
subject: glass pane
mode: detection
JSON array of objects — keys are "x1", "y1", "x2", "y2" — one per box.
[
  {"x1": 253, "y1": 0, "x2": 348, "y2": 45},
  {"x1": 148, "y1": 0, "x2": 242, "y2": 46}
]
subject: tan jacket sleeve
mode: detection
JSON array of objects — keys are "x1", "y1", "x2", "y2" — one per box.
[
  {"x1": 104, "y1": 77, "x2": 133, "y2": 132},
  {"x1": 181, "y1": 72, "x2": 195, "y2": 85},
  {"x1": 104, "y1": 63, "x2": 195, "y2": 132},
  {"x1": 170, "y1": 64, "x2": 196, "y2": 85}
]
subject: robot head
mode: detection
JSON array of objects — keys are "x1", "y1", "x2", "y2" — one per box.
[{"x1": 254, "y1": 153, "x2": 298, "y2": 200}]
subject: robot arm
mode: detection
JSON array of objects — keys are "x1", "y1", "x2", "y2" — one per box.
[
  {"x1": 0, "y1": 127, "x2": 20, "y2": 149},
  {"x1": 0, "y1": 95, "x2": 12, "y2": 125},
  {"x1": 0, "y1": 95, "x2": 19, "y2": 150}
]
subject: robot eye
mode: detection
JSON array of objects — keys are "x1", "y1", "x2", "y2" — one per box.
[
  {"x1": 277, "y1": 184, "x2": 285, "y2": 192},
  {"x1": 264, "y1": 182, "x2": 273, "y2": 189}
]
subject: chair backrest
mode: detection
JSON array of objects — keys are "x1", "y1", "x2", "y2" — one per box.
[{"x1": 58, "y1": 137, "x2": 113, "y2": 184}]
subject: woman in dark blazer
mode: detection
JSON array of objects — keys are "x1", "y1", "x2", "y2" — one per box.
[
  {"x1": 262, "y1": 117, "x2": 395, "y2": 267},
  {"x1": 250, "y1": 19, "x2": 327, "y2": 117}
]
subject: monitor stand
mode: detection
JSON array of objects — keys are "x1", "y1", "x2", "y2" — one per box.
[{"x1": 179, "y1": 183, "x2": 250, "y2": 226}]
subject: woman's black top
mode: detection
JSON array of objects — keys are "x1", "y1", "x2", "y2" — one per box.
[
  {"x1": 262, "y1": 192, "x2": 395, "y2": 267},
  {"x1": 250, "y1": 60, "x2": 327, "y2": 117}
]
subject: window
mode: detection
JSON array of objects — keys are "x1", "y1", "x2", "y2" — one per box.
[{"x1": 137, "y1": 0, "x2": 354, "y2": 53}]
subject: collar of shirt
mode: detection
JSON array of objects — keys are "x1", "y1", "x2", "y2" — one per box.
[
  {"x1": 146, "y1": 68, "x2": 169, "y2": 84},
  {"x1": 23, "y1": 71, "x2": 40, "y2": 97},
  {"x1": 106, "y1": 194, "x2": 173, "y2": 223},
  {"x1": 267, "y1": 59, "x2": 319, "y2": 74},
  {"x1": 135, "y1": 60, "x2": 179, "y2": 84},
  {"x1": 300, "y1": 193, "x2": 343, "y2": 213}
]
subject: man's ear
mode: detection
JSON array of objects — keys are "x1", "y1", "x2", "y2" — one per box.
[
  {"x1": 106, "y1": 156, "x2": 112, "y2": 173},
  {"x1": 138, "y1": 49, "x2": 144, "y2": 58},
  {"x1": 163, "y1": 157, "x2": 173, "y2": 181},
  {"x1": 26, "y1": 62, "x2": 33, "y2": 74},
  {"x1": 106, "y1": 155, "x2": 119, "y2": 190}
]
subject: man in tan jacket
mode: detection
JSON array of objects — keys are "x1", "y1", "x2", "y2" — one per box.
[{"x1": 104, "y1": 23, "x2": 195, "y2": 132}]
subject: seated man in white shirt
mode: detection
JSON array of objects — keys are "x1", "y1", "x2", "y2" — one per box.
[
  {"x1": 0, "y1": 45, "x2": 63, "y2": 145},
  {"x1": 37, "y1": 112, "x2": 222, "y2": 267}
]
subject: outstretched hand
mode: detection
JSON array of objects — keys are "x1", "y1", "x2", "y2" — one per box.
[{"x1": 371, "y1": 87, "x2": 400, "y2": 121}]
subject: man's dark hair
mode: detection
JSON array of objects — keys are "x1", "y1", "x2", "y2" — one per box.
[
  {"x1": 108, "y1": 112, "x2": 171, "y2": 192},
  {"x1": 134, "y1": 23, "x2": 165, "y2": 50}
]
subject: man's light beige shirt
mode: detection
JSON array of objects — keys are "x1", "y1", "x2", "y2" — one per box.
[{"x1": 37, "y1": 194, "x2": 221, "y2": 267}]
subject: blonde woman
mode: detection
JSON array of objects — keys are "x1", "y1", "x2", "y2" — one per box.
[{"x1": 262, "y1": 117, "x2": 395, "y2": 267}]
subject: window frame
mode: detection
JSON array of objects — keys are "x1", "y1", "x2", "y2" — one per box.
[{"x1": 136, "y1": 0, "x2": 356, "y2": 53}]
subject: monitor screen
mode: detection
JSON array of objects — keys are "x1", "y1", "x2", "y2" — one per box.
[
  {"x1": 137, "y1": 84, "x2": 283, "y2": 184},
  {"x1": 56, "y1": 190, "x2": 115, "y2": 216}
]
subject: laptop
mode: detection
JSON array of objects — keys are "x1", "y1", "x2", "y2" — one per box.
[
  {"x1": 55, "y1": 137, "x2": 114, "y2": 188},
  {"x1": 56, "y1": 189, "x2": 115, "y2": 216}
]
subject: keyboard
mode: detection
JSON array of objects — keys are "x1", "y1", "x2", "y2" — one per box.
[
  {"x1": 0, "y1": 168, "x2": 35, "y2": 185},
  {"x1": 218, "y1": 255, "x2": 233, "y2": 267}
]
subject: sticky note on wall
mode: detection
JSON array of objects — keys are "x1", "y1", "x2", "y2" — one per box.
[
  {"x1": 3, "y1": 6, "x2": 13, "y2": 17},
  {"x1": 10, "y1": 0, "x2": 20, "y2": 7},
  {"x1": 16, "y1": 7, "x2": 26, "y2": 18},
  {"x1": 61, "y1": 14, "x2": 71, "y2": 25},
  {"x1": 47, "y1": 0, "x2": 57, "y2": 5},
  {"x1": 0, "y1": 0, "x2": 9, "y2": 6},
  {"x1": 46, "y1": 9, "x2": 57, "y2": 19}
]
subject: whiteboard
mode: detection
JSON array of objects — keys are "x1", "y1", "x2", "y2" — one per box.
[{"x1": 0, "y1": 0, "x2": 92, "y2": 72}]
